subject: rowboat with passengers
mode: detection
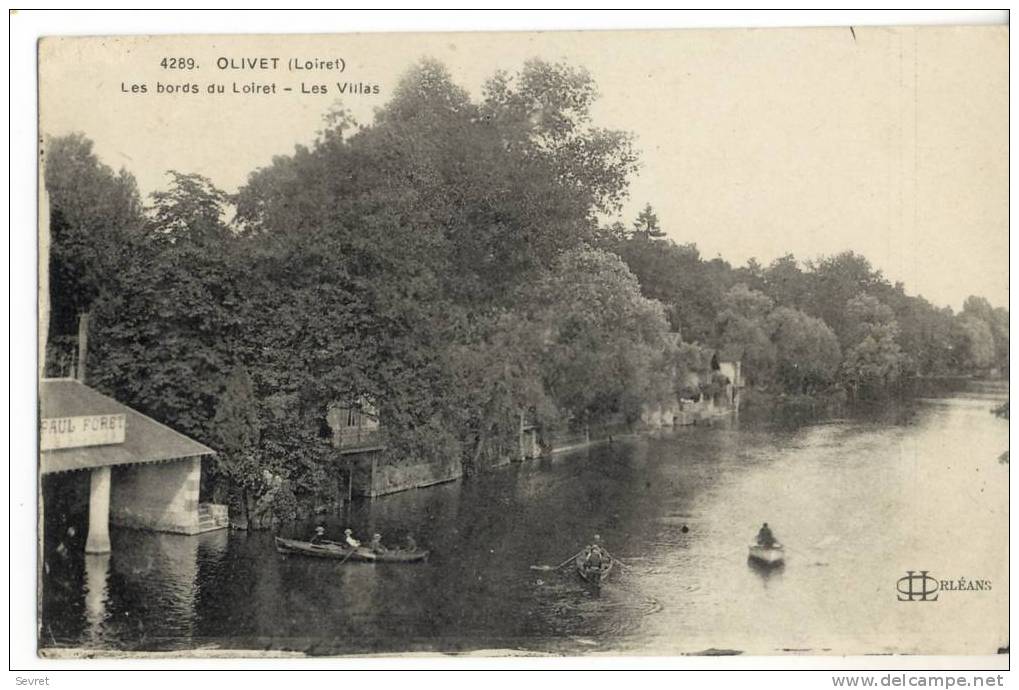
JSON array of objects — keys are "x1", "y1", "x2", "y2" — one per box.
[{"x1": 274, "y1": 536, "x2": 429, "y2": 563}]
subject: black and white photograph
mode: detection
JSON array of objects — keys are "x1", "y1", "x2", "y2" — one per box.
[{"x1": 14, "y1": 10, "x2": 1010, "y2": 674}]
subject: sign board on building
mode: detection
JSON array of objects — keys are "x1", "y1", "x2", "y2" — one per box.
[{"x1": 40, "y1": 414, "x2": 127, "y2": 450}]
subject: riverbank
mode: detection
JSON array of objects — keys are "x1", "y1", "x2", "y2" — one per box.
[
  {"x1": 338, "y1": 402, "x2": 740, "y2": 502},
  {"x1": 222, "y1": 376, "x2": 1005, "y2": 523},
  {"x1": 40, "y1": 386, "x2": 1008, "y2": 655}
]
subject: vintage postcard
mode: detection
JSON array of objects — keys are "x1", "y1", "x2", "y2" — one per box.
[{"x1": 34, "y1": 24, "x2": 1008, "y2": 665}]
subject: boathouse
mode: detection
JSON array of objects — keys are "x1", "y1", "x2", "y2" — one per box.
[{"x1": 40, "y1": 378, "x2": 227, "y2": 553}]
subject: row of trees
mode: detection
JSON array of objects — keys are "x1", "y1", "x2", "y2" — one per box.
[
  {"x1": 601, "y1": 232, "x2": 1008, "y2": 396},
  {"x1": 45, "y1": 58, "x2": 1007, "y2": 521}
]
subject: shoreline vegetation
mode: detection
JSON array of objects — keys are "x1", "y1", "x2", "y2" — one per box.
[
  {"x1": 992, "y1": 400, "x2": 1009, "y2": 464},
  {"x1": 44, "y1": 59, "x2": 1009, "y2": 527}
]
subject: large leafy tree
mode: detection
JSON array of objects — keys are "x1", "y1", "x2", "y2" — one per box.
[
  {"x1": 990, "y1": 308, "x2": 1009, "y2": 375},
  {"x1": 526, "y1": 247, "x2": 670, "y2": 424},
  {"x1": 447, "y1": 310, "x2": 553, "y2": 476},
  {"x1": 716, "y1": 284, "x2": 776, "y2": 386},
  {"x1": 806, "y1": 251, "x2": 887, "y2": 347},
  {"x1": 480, "y1": 60, "x2": 638, "y2": 219},
  {"x1": 237, "y1": 59, "x2": 638, "y2": 309},
  {"x1": 210, "y1": 365, "x2": 262, "y2": 519},
  {"x1": 87, "y1": 173, "x2": 244, "y2": 440},
  {"x1": 43, "y1": 133, "x2": 144, "y2": 342},
  {"x1": 888, "y1": 294, "x2": 955, "y2": 377},
  {"x1": 957, "y1": 296, "x2": 1009, "y2": 374},
  {"x1": 148, "y1": 171, "x2": 233, "y2": 245},
  {"x1": 609, "y1": 238, "x2": 732, "y2": 342},
  {"x1": 768, "y1": 307, "x2": 842, "y2": 394},
  {"x1": 952, "y1": 314, "x2": 996, "y2": 373},
  {"x1": 232, "y1": 58, "x2": 642, "y2": 479},
  {"x1": 761, "y1": 254, "x2": 811, "y2": 312},
  {"x1": 840, "y1": 294, "x2": 907, "y2": 395}
]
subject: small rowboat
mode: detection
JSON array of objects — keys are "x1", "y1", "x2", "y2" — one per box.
[
  {"x1": 748, "y1": 543, "x2": 784, "y2": 565},
  {"x1": 274, "y1": 536, "x2": 429, "y2": 563},
  {"x1": 575, "y1": 553, "x2": 614, "y2": 585}
]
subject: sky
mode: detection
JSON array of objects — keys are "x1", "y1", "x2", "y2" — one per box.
[{"x1": 39, "y1": 26, "x2": 1008, "y2": 310}]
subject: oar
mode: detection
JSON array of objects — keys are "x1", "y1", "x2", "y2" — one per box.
[
  {"x1": 324, "y1": 538, "x2": 364, "y2": 565},
  {"x1": 610, "y1": 555, "x2": 630, "y2": 570},
  {"x1": 307, "y1": 538, "x2": 358, "y2": 565},
  {"x1": 530, "y1": 548, "x2": 586, "y2": 571},
  {"x1": 555, "y1": 549, "x2": 586, "y2": 570}
]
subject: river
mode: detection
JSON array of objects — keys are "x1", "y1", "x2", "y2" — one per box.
[{"x1": 40, "y1": 384, "x2": 1009, "y2": 656}]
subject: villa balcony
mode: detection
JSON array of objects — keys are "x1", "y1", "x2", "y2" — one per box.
[{"x1": 334, "y1": 425, "x2": 386, "y2": 454}]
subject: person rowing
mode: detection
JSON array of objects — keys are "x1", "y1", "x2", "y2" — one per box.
[
  {"x1": 756, "y1": 522, "x2": 778, "y2": 548},
  {"x1": 581, "y1": 534, "x2": 612, "y2": 568},
  {"x1": 529, "y1": 536, "x2": 623, "y2": 573},
  {"x1": 310, "y1": 525, "x2": 327, "y2": 546}
]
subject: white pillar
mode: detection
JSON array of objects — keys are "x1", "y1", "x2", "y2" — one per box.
[
  {"x1": 85, "y1": 466, "x2": 111, "y2": 553},
  {"x1": 83, "y1": 552, "x2": 110, "y2": 644}
]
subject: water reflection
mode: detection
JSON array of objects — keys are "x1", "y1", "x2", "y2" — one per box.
[
  {"x1": 747, "y1": 557, "x2": 785, "y2": 582},
  {"x1": 41, "y1": 387, "x2": 1009, "y2": 656}
]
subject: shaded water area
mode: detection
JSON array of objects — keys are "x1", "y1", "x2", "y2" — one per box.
[{"x1": 41, "y1": 383, "x2": 1008, "y2": 656}]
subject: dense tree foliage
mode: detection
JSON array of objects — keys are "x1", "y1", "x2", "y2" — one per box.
[
  {"x1": 767, "y1": 307, "x2": 842, "y2": 395},
  {"x1": 602, "y1": 231, "x2": 1000, "y2": 390},
  {"x1": 604, "y1": 238, "x2": 735, "y2": 342},
  {"x1": 43, "y1": 134, "x2": 144, "y2": 349},
  {"x1": 210, "y1": 366, "x2": 263, "y2": 521},
  {"x1": 715, "y1": 285, "x2": 776, "y2": 386},
  {"x1": 956, "y1": 296, "x2": 1009, "y2": 375},
  {"x1": 839, "y1": 295, "x2": 906, "y2": 395},
  {"x1": 44, "y1": 58, "x2": 1006, "y2": 521},
  {"x1": 525, "y1": 247, "x2": 671, "y2": 424}
]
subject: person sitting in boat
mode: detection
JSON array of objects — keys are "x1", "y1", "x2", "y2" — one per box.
[
  {"x1": 584, "y1": 535, "x2": 610, "y2": 567},
  {"x1": 404, "y1": 534, "x2": 417, "y2": 552},
  {"x1": 310, "y1": 525, "x2": 327, "y2": 545},
  {"x1": 369, "y1": 533, "x2": 389, "y2": 554},
  {"x1": 756, "y1": 522, "x2": 777, "y2": 548},
  {"x1": 344, "y1": 528, "x2": 362, "y2": 549}
]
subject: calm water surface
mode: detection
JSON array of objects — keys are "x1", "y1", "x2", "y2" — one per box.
[{"x1": 41, "y1": 387, "x2": 1008, "y2": 656}]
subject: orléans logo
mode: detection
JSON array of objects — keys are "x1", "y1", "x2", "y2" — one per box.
[
  {"x1": 896, "y1": 571, "x2": 939, "y2": 601},
  {"x1": 896, "y1": 571, "x2": 992, "y2": 602}
]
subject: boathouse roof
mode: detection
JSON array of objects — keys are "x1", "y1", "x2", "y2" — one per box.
[{"x1": 40, "y1": 378, "x2": 215, "y2": 474}]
